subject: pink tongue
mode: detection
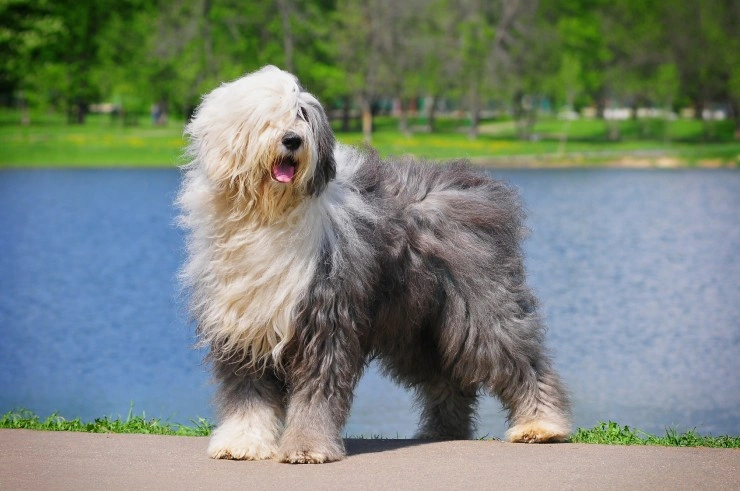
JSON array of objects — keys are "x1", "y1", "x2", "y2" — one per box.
[{"x1": 273, "y1": 161, "x2": 296, "y2": 182}]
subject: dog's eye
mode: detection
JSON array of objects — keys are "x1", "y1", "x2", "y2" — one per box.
[{"x1": 298, "y1": 107, "x2": 309, "y2": 122}]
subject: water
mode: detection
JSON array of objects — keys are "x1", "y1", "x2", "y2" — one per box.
[{"x1": 1, "y1": 168, "x2": 738, "y2": 437}]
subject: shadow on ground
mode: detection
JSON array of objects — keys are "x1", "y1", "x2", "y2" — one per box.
[{"x1": 344, "y1": 438, "x2": 439, "y2": 456}]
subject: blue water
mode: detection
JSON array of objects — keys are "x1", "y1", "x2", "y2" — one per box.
[{"x1": 1, "y1": 168, "x2": 738, "y2": 437}]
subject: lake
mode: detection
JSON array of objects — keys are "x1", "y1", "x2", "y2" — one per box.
[{"x1": 1, "y1": 168, "x2": 738, "y2": 438}]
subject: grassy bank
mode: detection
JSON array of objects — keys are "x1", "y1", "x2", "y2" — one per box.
[
  {"x1": 2, "y1": 410, "x2": 738, "y2": 447},
  {"x1": 1, "y1": 110, "x2": 738, "y2": 168}
]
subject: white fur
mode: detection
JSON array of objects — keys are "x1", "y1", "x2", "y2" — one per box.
[
  {"x1": 178, "y1": 67, "x2": 330, "y2": 367},
  {"x1": 183, "y1": 66, "x2": 324, "y2": 222},
  {"x1": 180, "y1": 177, "x2": 323, "y2": 365},
  {"x1": 207, "y1": 405, "x2": 284, "y2": 460}
]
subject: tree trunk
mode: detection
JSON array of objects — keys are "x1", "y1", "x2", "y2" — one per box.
[
  {"x1": 425, "y1": 95, "x2": 437, "y2": 133},
  {"x1": 277, "y1": 0, "x2": 295, "y2": 72},
  {"x1": 360, "y1": 96, "x2": 373, "y2": 144},
  {"x1": 731, "y1": 100, "x2": 740, "y2": 140},
  {"x1": 513, "y1": 90, "x2": 526, "y2": 140},
  {"x1": 525, "y1": 95, "x2": 539, "y2": 140},
  {"x1": 468, "y1": 82, "x2": 480, "y2": 139},
  {"x1": 202, "y1": 0, "x2": 214, "y2": 74},
  {"x1": 19, "y1": 93, "x2": 30, "y2": 126},
  {"x1": 694, "y1": 99, "x2": 705, "y2": 121},
  {"x1": 606, "y1": 120, "x2": 620, "y2": 141},
  {"x1": 68, "y1": 100, "x2": 87, "y2": 125},
  {"x1": 398, "y1": 98, "x2": 411, "y2": 136},
  {"x1": 341, "y1": 96, "x2": 351, "y2": 132},
  {"x1": 596, "y1": 97, "x2": 605, "y2": 120}
]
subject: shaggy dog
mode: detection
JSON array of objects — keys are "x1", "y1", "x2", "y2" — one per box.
[{"x1": 178, "y1": 65, "x2": 571, "y2": 464}]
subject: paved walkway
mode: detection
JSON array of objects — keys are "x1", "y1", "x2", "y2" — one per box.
[{"x1": 1, "y1": 429, "x2": 738, "y2": 490}]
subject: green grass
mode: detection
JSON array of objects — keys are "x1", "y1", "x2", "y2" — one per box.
[
  {"x1": 570, "y1": 421, "x2": 740, "y2": 448},
  {"x1": 339, "y1": 116, "x2": 740, "y2": 166},
  {"x1": 1, "y1": 109, "x2": 739, "y2": 168},
  {"x1": 2, "y1": 410, "x2": 737, "y2": 447},
  {"x1": 0, "y1": 111, "x2": 186, "y2": 167},
  {"x1": 0, "y1": 409, "x2": 212, "y2": 437}
]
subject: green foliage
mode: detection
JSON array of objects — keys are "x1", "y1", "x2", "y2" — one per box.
[
  {"x1": 0, "y1": 408, "x2": 213, "y2": 436},
  {"x1": 3, "y1": 0, "x2": 738, "y2": 135},
  {"x1": 0, "y1": 0, "x2": 64, "y2": 111}
]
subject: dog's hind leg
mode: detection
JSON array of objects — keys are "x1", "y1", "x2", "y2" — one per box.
[
  {"x1": 207, "y1": 364, "x2": 285, "y2": 460},
  {"x1": 414, "y1": 377, "x2": 478, "y2": 440},
  {"x1": 494, "y1": 354, "x2": 571, "y2": 443}
]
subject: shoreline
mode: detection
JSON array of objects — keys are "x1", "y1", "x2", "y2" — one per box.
[
  {"x1": 470, "y1": 154, "x2": 739, "y2": 169},
  {"x1": 1, "y1": 155, "x2": 739, "y2": 171}
]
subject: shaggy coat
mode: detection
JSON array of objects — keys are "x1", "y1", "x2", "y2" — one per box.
[{"x1": 178, "y1": 66, "x2": 571, "y2": 464}]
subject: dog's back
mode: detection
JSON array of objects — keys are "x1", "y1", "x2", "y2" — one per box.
[{"x1": 327, "y1": 147, "x2": 540, "y2": 384}]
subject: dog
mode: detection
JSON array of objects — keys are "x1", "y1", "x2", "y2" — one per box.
[{"x1": 177, "y1": 65, "x2": 571, "y2": 464}]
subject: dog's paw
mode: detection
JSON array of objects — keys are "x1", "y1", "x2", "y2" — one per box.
[
  {"x1": 505, "y1": 420, "x2": 570, "y2": 443},
  {"x1": 207, "y1": 417, "x2": 279, "y2": 460},
  {"x1": 278, "y1": 437, "x2": 345, "y2": 464},
  {"x1": 209, "y1": 444, "x2": 277, "y2": 460},
  {"x1": 207, "y1": 432, "x2": 278, "y2": 460},
  {"x1": 208, "y1": 438, "x2": 277, "y2": 460},
  {"x1": 278, "y1": 449, "x2": 339, "y2": 464}
]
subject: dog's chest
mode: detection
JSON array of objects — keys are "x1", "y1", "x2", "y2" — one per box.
[{"x1": 201, "y1": 209, "x2": 326, "y2": 359}]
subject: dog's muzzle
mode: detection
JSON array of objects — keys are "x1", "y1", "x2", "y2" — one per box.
[
  {"x1": 282, "y1": 132, "x2": 302, "y2": 151},
  {"x1": 272, "y1": 132, "x2": 302, "y2": 183}
]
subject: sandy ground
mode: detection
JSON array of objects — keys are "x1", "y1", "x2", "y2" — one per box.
[{"x1": 1, "y1": 429, "x2": 738, "y2": 490}]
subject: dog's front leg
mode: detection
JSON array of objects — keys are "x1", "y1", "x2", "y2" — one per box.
[
  {"x1": 278, "y1": 323, "x2": 363, "y2": 463},
  {"x1": 207, "y1": 366, "x2": 285, "y2": 460},
  {"x1": 278, "y1": 388, "x2": 350, "y2": 463}
]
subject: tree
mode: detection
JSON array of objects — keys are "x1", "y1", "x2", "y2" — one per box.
[
  {"x1": 661, "y1": 0, "x2": 740, "y2": 138},
  {"x1": 333, "y1": 0, "x2": 384, "y2": 142},
  {"x1": 413, "y1": 0, "x2": 465, "y2": 132},
  {"x1": 0, "y1": 0, "x2": 64, "y2": 123},
  {"x1": 455, "y1": 0, "x2": 539, "y2": 139},
  {"x1": 43, "y1": 0, "x2": 151, "y2": 123},
  {"x1": 503, "y1": 0, "x2": 559, "y2": 140}
]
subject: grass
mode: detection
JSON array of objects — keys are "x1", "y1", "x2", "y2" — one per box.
[
  {"x1": 2, "y1": 410, "x2": 737, "y2": 447},
  {"x1": 0, "y1": 408, "x2": 212, "y2": 437},
  {"x1": 1, "y1": 109, "x2": 738, "y2": 168},
  {"x1": 0, "y1": 111, "x2": 186, "y2": 167},
  {"x1": 339, "y1": 117, "x2": 740, "y2": 166},
  {"x1": 570, "y1": 421, "x2": 740, "y2": 448}
]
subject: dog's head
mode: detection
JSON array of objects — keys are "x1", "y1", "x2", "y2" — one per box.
[{"x1": 185, "y1": 66, "x2": 336, "y2": 221}]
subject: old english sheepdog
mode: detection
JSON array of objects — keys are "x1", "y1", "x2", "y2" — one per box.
[{"x1": 178, "y1": 65, "x2": 571, "y2": 464}]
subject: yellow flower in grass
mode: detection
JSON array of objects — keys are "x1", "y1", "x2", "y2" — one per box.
[{"x1": 66, "y1": 134, "x2": 88, "y2": 145}]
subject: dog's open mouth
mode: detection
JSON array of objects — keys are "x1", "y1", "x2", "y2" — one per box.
[{"x1": 272, "y1": 156, "x2": 297, "y2": 183}]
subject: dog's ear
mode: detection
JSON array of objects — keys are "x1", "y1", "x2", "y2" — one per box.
[
  {"x1": 185, "y1": 111, "x2": 247, "y2": 189},
  {"x1": 306, "y1": 101, "x2": 336, "y2": 196}
]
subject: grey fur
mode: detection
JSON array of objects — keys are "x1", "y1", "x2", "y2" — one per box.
[{"x1": 180, "y1": 70, "x2": 571, "y2": 464}]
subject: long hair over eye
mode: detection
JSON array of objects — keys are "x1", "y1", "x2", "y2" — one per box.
[{"x1": 298, "y1": 107, "x2": 309, "y2": 122}]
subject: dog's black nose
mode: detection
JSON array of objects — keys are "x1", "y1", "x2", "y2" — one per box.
[{"x1": 282, "y1": 132, "x2": 302, "y2": 151}]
